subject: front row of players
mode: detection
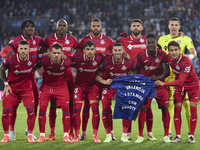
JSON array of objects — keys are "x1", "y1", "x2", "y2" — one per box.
[{"x1": 0, "y1": 34, "x2": 199, "y2": 143}]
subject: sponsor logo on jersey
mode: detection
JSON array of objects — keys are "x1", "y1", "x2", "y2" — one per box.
[
  {"x1": 65, "y1": 40, "x2": 70, "y2": 44},
  {"x1": 100, "y1": 39, "x2": 105, "y2": 45},
  {"x1": 63, "y1": 47, "x2": 71, "y2": 51},
  {"x1": 127, "y1": 44, "x2": 146, "y2": 50},
  {"x1": 109, "y1": 72, "x2": 126, "y2": 77},
  {"x1": 176, "y1": 65, "x2": 180, "y2": 70},
  {"x1": 122, "y1": 65, "x2": 127, "y2": 70},
  {"x1": 74, "y1": 95, "x2": 77, "y2": 99},
  {"x1": 96, "y1": 47, "x2": 106, "y2": 52},
  {"x1": 140, "y1": 38, "x2": 144, "y2": 43},
  {"x1": 144, "y1": 65, "x2": 159, "y2": 71},
  {"x1": 30, "y1": 48, "x2": 37, "y2": 52},
  {"x1": 46, "y1": 71, "x2": 64, "y2": 76},
  {"x1": 60, "y1": 66, "x2": 65, "y2": 70},
  {"x1": 33, "y1": 40, "x2": 36, "y2": 45},
  {"x1": 79, "y1": 68, "x2": 98, "y2": 72},
  {"x1": 155, "y1": 58, "x2": 160, "y2": 63},
  {"x1": 27, "y1": 61, "x2": 32, "y2": 66},
  {"x1": 14, "y1": 68, "x2": 32, "y2": 74},
  {"x1": 92, "y1": 61, "x2": 97, "y2": 66},
  {"x1": 177, "y1": 40, "x2": 181, "y2": 44}
]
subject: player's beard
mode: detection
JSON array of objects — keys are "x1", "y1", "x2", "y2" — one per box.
[
  {"x1": 132, "y1": 30, "x2": 141, "y2": 36},
  {"x1": 92, "y1": 30, "x2": 100, "y2": 36},
  {"x1": 20, "y1": 53, "x2": 28, "y2": 60}
]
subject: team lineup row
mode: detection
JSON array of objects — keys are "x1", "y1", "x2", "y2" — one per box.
[{"x1": 0, "y1": 17, "x2": 198, "y2": 144}]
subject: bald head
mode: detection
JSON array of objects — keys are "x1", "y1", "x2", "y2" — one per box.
[{"x1": 56, "y1": 19, "x2": 68, "y2": 36}]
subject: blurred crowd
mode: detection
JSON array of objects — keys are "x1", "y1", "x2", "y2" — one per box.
[{"x1": 0, "y1": 0, "x2": 200, "y2": 79}]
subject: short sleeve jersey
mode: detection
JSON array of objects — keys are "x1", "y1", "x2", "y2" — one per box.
[
  {"x1": 70, "y1": 53, "x2": 106, "y2": 87},
  {"x1": 42, "y1": 33, "x2": 78, "y2": 56},
  {"x1": 118, "y1": 35, "x2": 146, "y2": 65},
  {"x1": 137, "y1": 48, "x2": 168, "y2": 82},
  {"x1": 77, "y1": 33, "x2": 113, "y2": 54},
  {"x1": 2, "y1": 52, "x2": 38, "y2": 90},
  {"x1": 8, "y1": 34, "x2": 43, "y2": 53},
  {"x1": 167, "y1": 54, "x2": 199, "y2": 88},
  {"x1": 38, "y1": 56, "x2": 73, "y2": 87}
]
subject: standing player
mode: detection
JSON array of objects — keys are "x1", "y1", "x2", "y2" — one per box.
[
  {"x1": 117, "y1": 19, "x2": 155, "y2": 140},
  {"x1": 70, "y1": 41, "x2": 107, "y2": 143},
  {"x1": 0, "y1": 40, "x2": 38, "y2": 143},
  {"x1": 0, "y1": 20, "x2": 43, "y2": 140},
  {"x1": 39, "y1": 19, "x2": 78, "y2": 140},
  {"x1": 134, "y1": 34, "x2": 171, "y2": 143},
  {"x1": 77, "y1": 18, "x2": 114, "y2": 140},
  {"x1": 95, "y1": 42, "x2": 134, "y2": 142},
  {"x1": 157, "y1": 17, "x2": 197, "y2": 139},
  {"x1": 35, "y1": 43, "x2": 73, "y2": 143},
  {"x1": 155, "y1": 41, "x2": 199, "y2": 143}
]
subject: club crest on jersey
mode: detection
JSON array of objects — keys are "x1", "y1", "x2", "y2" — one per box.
[
  {"x1": 122, "y1": 65, "x2": 127, "y2": 70},
  {"x1": 74, "y1": 95, "x2": 77, "y2": 99},
  {"x1": 32, "y1": 40, "x2": 36, "y2": 45},
  {"x1": 92, "y1": 61, "x2": 97, "y2": 66},
  {"x1": 100, "y1": 40, "x2": 105, "y2": 45},
  {"x1": 176, "y1": 65, "x2": 180, "y2": 70},
  {"x1": 140, "y1": 38, "x2": 144, "y2": 43},
  {"x1": 65, "y1": 40, "x2": 70, "y2": 44},
  {"x1": 27, "y1": 61, "x2": 32, "y2": 66},
  {"x1": 155, "y1": 58, "x2": 160, "y2": 63},
  {"x1": 177, "y1": 40, "x2": 181, "y2": 44},
  {"x1": 60, "y1": 66, "x2": 65, "y2": 70}
]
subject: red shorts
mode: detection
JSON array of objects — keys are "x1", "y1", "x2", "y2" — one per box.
[
  {"x1": 142, "y1": 86, "x2": 168, "y2": 109},
  {"x1": 174, "y1": 85, "x2": 199, "y2": 104},
  {"x1": 73, "y1": 84, "x2": 100, "y2": 102},
  {"x1": 40, "y1": 84, "x2": 69, "y2": 107},
  {"x1": 101, "y1": 87, "x2": 116, "y2": 102},
  {"x1": 2, "y1": 89, "x2": 34, "y2": 110}
]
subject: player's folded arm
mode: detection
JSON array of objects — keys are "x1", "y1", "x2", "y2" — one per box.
[{"x1": 164, "y1": 73, "x2": 188, "y2": 86}]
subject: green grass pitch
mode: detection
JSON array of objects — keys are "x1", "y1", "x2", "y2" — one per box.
[{"x1": 0, "y1": 100, "x2": 200, "y2": 150}]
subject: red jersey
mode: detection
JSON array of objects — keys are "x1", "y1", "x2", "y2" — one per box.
[
  {"x1": 2, "y1": 52, "x2": 38, "y2": 90},
  {"x1": 118, "y1": 35, "x2": 146, "y2": 65},
  {"x1": 70, "y1": 53, "x2": 106, "y2": 87},
  {"x1": 38, "y1": 56, "x2": 73, "y2": 87},
  {"x1": 137, "y1": 48, "x2": 168, "y2": 82},
  {"x1": 42, "y1": 33, "x2": 78, "y2": 56},
  {"x1": 99, "y1": 55, "x2": 134, "y2": 79},
  {"x1": 77, "y1": 33, "x2": 113, "y2": 54},
  {"x1": 166, "y1": 54, "x2": 199, "y2": 88}
]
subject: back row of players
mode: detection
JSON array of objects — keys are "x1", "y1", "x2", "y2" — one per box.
[{"x1": 0, "y1": 17, "x2": 198, "y2": 143}]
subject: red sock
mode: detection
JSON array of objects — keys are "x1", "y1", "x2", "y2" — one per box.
[
  {"x1": 26, "y1": 108, "x2": 35, "y2": 134},
  {"x1": 146, "y1": 107, "x2": 153, "y2": 132},
  {"x1": 49, "y1": 108, "x2": 57, "y2": 134},
  {"x1": 73, "y1": 103, "x2": 82, "y2": 135},
  {"x1": 2, "y1": 109, "x2": 10, "y2": 134},
  {"x1": 91, "y1": 103, "x2": 100, "y2": 135},
  {"x1": 109, "y1": 108, "x2": 113, "y2": 132},
  {"x1": 174, "y1": 107, "x2": 182, "y2": 135},
  {"x1": 31, "y1": 78, "x2": 39, "y2": 118},
  {"x1": 190, "y1": 106, "x2": 197, "y2": 135},
  {"x1": 9, "y1": 102, "x2": 18, "y2": 131},
  {"x1": 162, "y1": 110, "x2": 170, "y2": 136},
  {"x1": 39, "y1": 106, "x2": 47, "y2": 133},
  {"x1": 102, "y1": 100, "x2": 111, "y2": 134},
  {"x1": 122, "y1": 119, "x2": 131, "y2": 133},
  {"x1": 62, "y1": 105, "x2": 70, "y2": 133},
  {"x1": 138, "y1": 110, "x2": 146, "y2": 137},
  {"x1": 127, "y1": 121, "x2": 132, "y2": 133},
  {"x1": 82, "y1": 99, "x2": 90, "y2": 132},
  {"x1": 69, "y1": 107, "x2": 74, "y2": 134}
]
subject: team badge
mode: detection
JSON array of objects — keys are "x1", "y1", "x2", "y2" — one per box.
[
  {"x1": 74, "y1": 95, "x2": 77, "y2": 99},
  {"x1": 100, "y1": 40, "x2": 105, "y2": 45},
  {"x1": 122, "y1": 65, "x2": 127, "y2": 70},
  {"x1": 176, "y1": 65, "x2": 180, "y2": 70},
  {"x1": 155, "y1": 58, "x2": 160, "y2": 63},
  {"x1": 140, "y1": 38, "x2": 144, "y2": 43},
  {"x1": 60, "y1": 66, "x2": 65, "y2": 70},
  {"x1": 27, "y1": 61, "x2": 32, "y2": 66},
  {"x1": 65, "y1": 40, "x2": 70, "y2": 44},
  {"x1": 32, "y1": 40, "x2": 36, "y2": 45},
  {"x1": 92, "y1": 61, "x2": 97, "y2": 66},
  {"x1": 177, "y1": 40, "x2": 181, "y2": 44}
]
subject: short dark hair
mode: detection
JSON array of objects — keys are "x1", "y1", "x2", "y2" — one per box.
[
  {"x1": 51, "y1": 43, "x2": 63, "y2": 51},
  {"x1": 21, "y1": 20, "x2": 35, "y2": 30},
  {"x1": 83, "y1": 41, "x2": 96, "y2": 49},
  {"x1": 146, "y1": 34, "x2": 157, "y2": 40},
  {"x1": 131, "y1": 19, "x2": 143, "y2": 26},
  {"x1": 113, "y1": 42, "x2": 123, "y2": 48},
  {"x1": 91, "y1": 18, "x2": 102, "y2": 25},
  {"x1": 168, "y1": 17, "x2": 181, "y2": 25},
  {"x1": 168, "y1": 41, "x2": 180, "y2": 50},
  {"x1": 18, "y1": 40, "x2": 30, "y2": 46}
]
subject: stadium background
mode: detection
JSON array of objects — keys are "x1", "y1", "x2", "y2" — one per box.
[{"x1": 0, "y1": 0, "x2": 200, "y2": 93}]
